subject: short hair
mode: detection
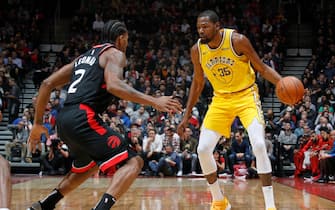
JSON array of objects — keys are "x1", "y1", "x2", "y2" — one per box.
[
  {"x1": 102, "y1": 20, "x2": 128, "y2": 43},
  {"x1": 198, "y1": 10, "x2": 219, "y2": 23}
]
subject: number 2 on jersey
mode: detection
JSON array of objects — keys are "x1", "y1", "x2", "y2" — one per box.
[{"x1": 68, "y1": 69, "x2": 86, "y2": 94}]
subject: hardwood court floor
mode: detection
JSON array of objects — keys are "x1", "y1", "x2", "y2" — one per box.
[{"x1": 11, "y1": 175, "x2": 335, "y2": 210}]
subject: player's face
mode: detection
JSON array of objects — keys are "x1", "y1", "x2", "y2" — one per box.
[
  {"x1": 197, "y1": 16, "x2": 218, "y2": 44},
  {"x1": 118, "y1": 32, "x2": 129, "y2": 53}
]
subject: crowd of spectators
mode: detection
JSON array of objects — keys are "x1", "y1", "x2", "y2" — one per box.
[
  {"x1": 269, "y1": 1, "x2": 335, "y2": 182},
  {"x1": 0, "y1": 0, "x2": 44, "y2": 162},
  {"x1": 1, "y1": 0, "x2": 334, "y2": 182},
  {"x1": 0, "y1": 1, "x2": 71, "y2": 175}
]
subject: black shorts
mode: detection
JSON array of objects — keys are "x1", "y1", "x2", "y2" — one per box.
[{"x1": 56, "y1": 104, "x2": 138, "y2": 173}]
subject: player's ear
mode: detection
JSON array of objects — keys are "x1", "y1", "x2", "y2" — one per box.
[{"x1": 215, "y1": 21, "x2": 220, "y2": 30}]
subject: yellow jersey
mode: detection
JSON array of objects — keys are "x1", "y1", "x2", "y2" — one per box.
[{"x1": 197, "y1": 28, "x2": 256, "y2": 94}]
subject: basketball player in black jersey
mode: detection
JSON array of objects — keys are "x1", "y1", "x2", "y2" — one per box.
[{"x1": 27, "y1": 20, "x2": 182, "y2": 210}]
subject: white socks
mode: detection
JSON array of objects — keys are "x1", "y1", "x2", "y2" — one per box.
[
  {"x1": 208, "y1": 180, "x2": 224, "y2": 201},
  {"x1": 262, "y1": 186, "x2": 276, "y2": 209}
]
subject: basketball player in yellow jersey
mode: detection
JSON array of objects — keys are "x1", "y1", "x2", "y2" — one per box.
[{"x1": 177, "y1": 10, "x2": 282, "y2": 210}]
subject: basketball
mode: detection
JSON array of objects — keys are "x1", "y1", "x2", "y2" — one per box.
[{"x1": 275, "y1": 76, "x2": 304, "y2": 105}]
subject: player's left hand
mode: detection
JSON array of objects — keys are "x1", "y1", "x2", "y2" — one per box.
[{"x1": 28, "y1": 124, "x2": 49, "y2": 150}]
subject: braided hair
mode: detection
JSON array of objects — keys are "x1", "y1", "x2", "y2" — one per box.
[{"x1": 102, "y1": 20, "x2": 128, "y2": 43}]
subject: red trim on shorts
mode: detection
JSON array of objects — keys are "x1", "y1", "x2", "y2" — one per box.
[
  {"x1": 100, "y1": 150, "x2": 129, "y2": 173},
  {"x1": 71, "y1": 161, "x2": 96, "y2": 173},
  {"x1": 79, "y1": 104, "x2": 107, "y2": 135}
]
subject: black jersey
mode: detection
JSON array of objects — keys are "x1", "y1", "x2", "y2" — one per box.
[{"x1": 64, "y1": 43, "x2": 115, "y2": 113}]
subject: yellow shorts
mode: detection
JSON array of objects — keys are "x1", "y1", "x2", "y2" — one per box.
[{"x1": 202, "y1": 84, "x2": 264, "y2": 137}]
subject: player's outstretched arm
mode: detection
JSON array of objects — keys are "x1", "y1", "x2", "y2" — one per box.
[
  {"x1": 177, "y1": 44, "x2": 205, "y2": 137},
  {"x1": 232, "y1": 32, "x2": 282, "y2": 85},
  {"x1": 102, "y1": 48, "x2": 182, "y2": 113},
  {"x1": 28, "y1": 62, "x2": 74, "y2": 149}
]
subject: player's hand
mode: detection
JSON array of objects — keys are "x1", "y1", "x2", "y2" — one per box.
[
  {"x1": 28, "y1": 124, "x2": 49, "y2": 150},
  {"x1": 177, "y1": 118, "x2": 188, "y2": 140},
  {"x1": 153, "y1": 96, "x2": 183, "y2": 113}
]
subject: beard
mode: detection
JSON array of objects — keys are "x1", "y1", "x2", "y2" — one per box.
[{"x1": 200, "y1": 37, "x2": 210, "y2": 44}]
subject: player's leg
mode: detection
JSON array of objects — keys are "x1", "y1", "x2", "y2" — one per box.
[
  {"x1": 0, "y1": 155, "x2": 11, "y2": 209},
  {"x1": 246, "y1": 118, "x2": 276, "y2": 210},
  {"x1": 198, "y1": 127, "x2": 231, "y2": 210},
  {"x1": 28, "y1": 127, "x2": 99, "y2": 210},
  {"x1": 200, "y1": 99, "x2": 234, "y2": 209},
  {"x1": 28, "y1": 162, "x2": 99, "y2": 210},
  {"x1": 93, "y1": 155, "x2": 143, "y2": 210},
  {"x1": 238, "y1": 86, "x2": 276, "y2": 210}
]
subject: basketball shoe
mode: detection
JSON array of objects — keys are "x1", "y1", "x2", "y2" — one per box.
[{"x1": 210, "y1": 197, "x2": 231, "y2": 210}]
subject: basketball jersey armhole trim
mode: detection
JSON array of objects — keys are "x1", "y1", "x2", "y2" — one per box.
[
  {"x1": 197, "y1": 39, "x2": 202, "y2": 64},
  {"x1": 98, "y1": 44, "x2": 114, "y2": 55},
  {"x1": 229, "y1": 30, "x2": 243, "y2": 58}
]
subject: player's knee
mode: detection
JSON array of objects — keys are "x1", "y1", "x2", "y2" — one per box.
[
  {"x1": 132, "y1": 156, "x2": 144, "y2": 173},
  {"x1": 197, "y1": 144, "x2": 211, "y2": 159},
  {"x1": 252, "y1": 141, "x2": 266, "y2": 157}
]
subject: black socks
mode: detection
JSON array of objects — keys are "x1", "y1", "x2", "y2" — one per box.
[
  {"x1": 39, "y1": 188, "x2": 64, "y2": 210},
  {"x1": 38, "y1": 189, "x2": 115, "y2": 210},
  {"x1": 93, "y1": 193, "x2": 116, "y2": 210}
]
